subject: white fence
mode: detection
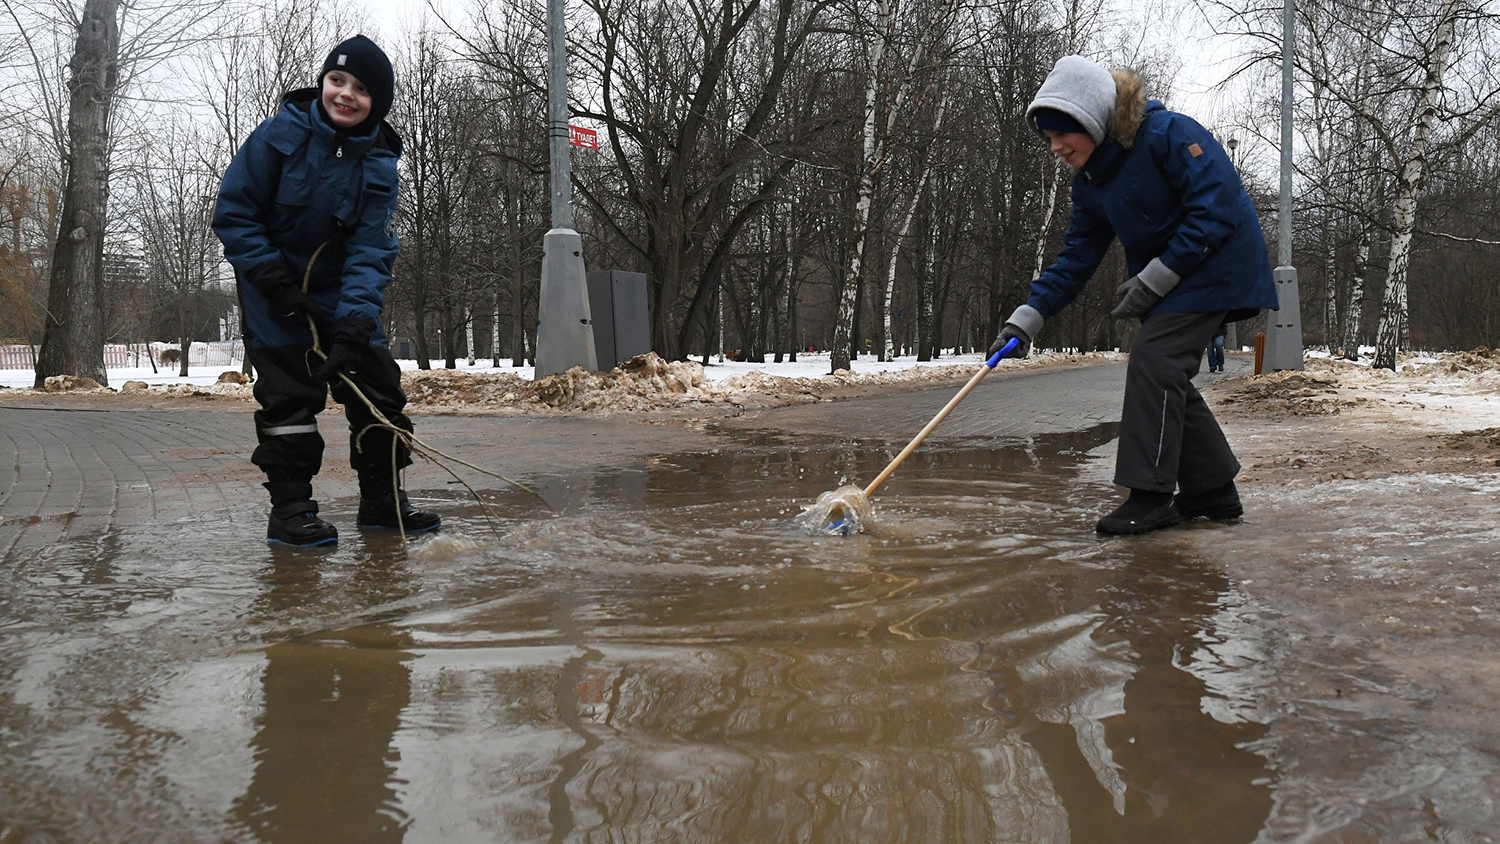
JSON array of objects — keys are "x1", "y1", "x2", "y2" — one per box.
[{"x1": 0, "y1": 341, "x2": 246, "y2": 371}]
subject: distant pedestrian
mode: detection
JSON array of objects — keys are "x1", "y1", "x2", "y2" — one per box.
[
  {"x1": 213, "y1": 35, "x2": 440, "y2": 546},
  {"x1": 1207, "y1": 322, "x2": 1227, "y2": 372},
  {"x1": 989, "y1": 56, "x2": 1277, "y2": 534}
]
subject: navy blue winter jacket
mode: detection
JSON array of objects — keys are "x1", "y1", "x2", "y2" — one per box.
[
  {"x1": 213, "y1": 89, "x2": 402, "y2": 348},
  {"x1": 1029, "y1": 98, "x2": 1278, "y2": 320}
]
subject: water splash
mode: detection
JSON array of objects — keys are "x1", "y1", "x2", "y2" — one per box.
[{"x1": 791, "y1": 484, "x2": 874, "y2": 536}]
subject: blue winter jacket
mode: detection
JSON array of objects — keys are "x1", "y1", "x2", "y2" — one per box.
[
  {"x1": 213, "y1": 89, "x2": 402, "y2": 348},
  {"x1": 1029, "y1": 99, "x2": 1278, "y2": 320}
]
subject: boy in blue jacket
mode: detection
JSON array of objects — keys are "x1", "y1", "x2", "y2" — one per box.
[
  {"x1": 992, "y1": 56, "x2": 1278, "y2": 535},
  {"x1": 214, "y1": 35, "x2": 439, "y2": 545}
]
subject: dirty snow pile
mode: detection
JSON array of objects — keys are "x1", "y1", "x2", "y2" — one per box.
[
  {"x1": 15, "y1": 371, "x2": 256, "y2": 399},
  {"x1": 400, "y1": 350, "x2": 1120, "y2": 414},
  {"x1": 1217, "y1": 348, "x2": 1500, "y2": 432}
]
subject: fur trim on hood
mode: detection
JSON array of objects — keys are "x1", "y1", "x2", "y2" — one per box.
[{"x1": 1109, "y1": 70, "x2": 1147, "y2": 148}]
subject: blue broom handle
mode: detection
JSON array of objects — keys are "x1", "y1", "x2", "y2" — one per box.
[{"x1": 986, "y1": 336, "x2": 1021, "y2": 368}]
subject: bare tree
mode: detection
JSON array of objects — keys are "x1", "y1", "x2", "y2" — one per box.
[
  {"x1": 830, "y1": 0, "x2": 970, "y2": 372},
  {"x1": 132, "y1": 122, "x2": 220, "y2": 376},
  {"x1": 574, "y1": 0, "x2": 838, "y2": 361},
  {"x1": 31, "y1": 0, "x2": 120, "y2": 386}
]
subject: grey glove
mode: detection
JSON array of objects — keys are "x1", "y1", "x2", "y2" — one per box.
[
  {"x1": 989, "y1": 323, "x2": 1031, "y2": 359},
  {"x1": 1111, "y1": 257, "x2": 1180, "y2": 321},
  {"x1": 991, "y1": 304, "x2": 1044, "y2": 359},
  {"x1": 1111, "y1": 276, "x2": 1161, "y2": 320}
]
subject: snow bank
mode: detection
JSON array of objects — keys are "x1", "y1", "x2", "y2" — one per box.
[{"x1": 398, "y1": 350, "x2": 1120, "y2": 414}]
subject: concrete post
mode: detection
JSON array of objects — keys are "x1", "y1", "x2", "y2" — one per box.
[
  {"x1": 535, "y1": 229, "x2": 597, "y2": 377},
  {"x1": 1263, "y1": 266, "x2": 1304, "y2": 371}
]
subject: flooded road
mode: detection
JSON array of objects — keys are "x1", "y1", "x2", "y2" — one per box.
[{"x1": 1, "y1": 422, "x2": 1307, "y2": 843}]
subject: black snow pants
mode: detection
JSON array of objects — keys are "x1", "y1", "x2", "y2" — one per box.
[
  {"x1": 1114, "y1": 310, "x2": 1239, "y2": 495},
  {"x1": 248, "y1": 337, "x2": 414, "y2": 485}
]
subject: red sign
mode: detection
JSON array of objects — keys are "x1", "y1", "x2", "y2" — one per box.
[{"x1": 569, "y1": 125, "x2": 598, "y2": 149}]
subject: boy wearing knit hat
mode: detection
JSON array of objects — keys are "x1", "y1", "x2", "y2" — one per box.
[
  {"x1": 991, "y1": 55, "x2": 1278, "y2": 535},
  {"x1": 214, "y1": 35, "x2": 440, "y2": 546}
]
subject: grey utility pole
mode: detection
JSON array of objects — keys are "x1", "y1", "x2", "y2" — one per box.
[
  {"x1": 1262, "y1": 0, "x2": 1305, "y2": 371},
  {"x1": 534, "y1": 0, "x2": 597, "y2": 377}
]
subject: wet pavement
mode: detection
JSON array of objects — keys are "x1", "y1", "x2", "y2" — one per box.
[{"x1": 1, "y1": 356, "x2": 1495, "y2": 843}]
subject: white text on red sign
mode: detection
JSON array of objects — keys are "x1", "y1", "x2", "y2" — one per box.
[{"x1": 569, "y1": 126, "x2": 598, "y2": 149}]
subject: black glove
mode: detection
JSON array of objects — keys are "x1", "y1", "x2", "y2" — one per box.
[
  {"x1": 267, "y1": 285, "x2": 328, "y2": 324},
  {"x1": 314, "y1": 317, "x2": 374, "y2": 382},
  {"x1": 248, "y1": 261, "x2": 327, "y2": 323},
  {"x1": 988, "y1": 322, "x2": 1032, "y2": 359},
  {"x1": 1112, "y1": 275, "x2": 1163, "y2": 321}
]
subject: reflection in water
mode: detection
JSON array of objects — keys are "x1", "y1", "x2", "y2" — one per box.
[
  {"x1": 369, "y1": 425, "x2": 1274, "y2": 842},
  {"x1": 0, "y1": 420, "x2": 1284, "y2": 842},
  {"x1": 234, "y1": 560, "x2": 414, "y2": 843},
  {"x1": 1017, "y1": 547, "x2": 1273, "y2": 842}
]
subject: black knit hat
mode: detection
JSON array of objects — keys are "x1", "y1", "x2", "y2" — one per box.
[
  {"x1": 320, "y1": 35, "x2": 394, "y2": 129},
  {"x1": 1030, "y1": 107, "x2": 1088, "y2": 137}
]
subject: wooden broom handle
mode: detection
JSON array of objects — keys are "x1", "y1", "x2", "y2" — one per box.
[{"x1": 862, "y1": 337, "x2": 1019, "y2": 498}]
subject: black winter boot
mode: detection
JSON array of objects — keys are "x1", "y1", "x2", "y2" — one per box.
[
  {"x1": 1096, "y1": 489, "x2": 1180, "y2": 535},
  {"x1": 1174, "y1": 480, "x2": 1243, "y2": 520},
  {"x1": 264, "y1": 481, "x2": 338, "y2": 546},
  {"x1": 357, "y1": 476, "x2": 441, "y2": 532}
]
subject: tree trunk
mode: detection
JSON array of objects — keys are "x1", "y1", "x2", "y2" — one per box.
[
  {"x1": 508, "y1": 158, "x2": 526, "y2": 367},
  {"x1": 1343, "y1": 226, "x2": 1371, "y2": 359},
  {"x1": 465, "y1": 307, "x2": 475, "y2": 365},
  {"x1": 443, "y1": 303, "x2": 458, "y2": 369},
  {"x1": 1323, "y1": 225, "x2": 1339, "y2": 353},
  {"x1": 34, "y1": 0, "x2": 121, "y2": 389},
  {"x1": 1032, "y1": 159, "x2": 1066, "y2": 282},
  {"x1": 1374, "y1": 0, "x2": 1459, "y2": 370},
  {"x1": 883, "y1": 93, "x2": 947, "y2": 361},
  {"x1": 918, "y1": 232, "x2": 934, "y2": 361},
  {"x1": 492, "y1": 290, "x2": 501, "y2": 367},
  {"x1": 831, "y1": 0, "x2": 890, "y2": 374}
]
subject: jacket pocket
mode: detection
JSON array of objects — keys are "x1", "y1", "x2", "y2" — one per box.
[{"x1": 272, "y1": 173, "x2": 311, "y2": 210}]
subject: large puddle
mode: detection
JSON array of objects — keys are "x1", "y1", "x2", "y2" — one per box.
[{"x1": 2, "y1": 425, "x2": 1289, "y2": 842}]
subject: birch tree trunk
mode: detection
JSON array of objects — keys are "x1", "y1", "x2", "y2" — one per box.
[
  {"x1": 1032, "y1": 159, "x2": 1066, "y2": 282},
  {"x1": 465, "y1": 307, "x2": 475, "y2": 365},
  {"x1": 1374, "y1": 0, "x2": 1460, "y2": 370},
  {"x1": 785, "y1": 197, "x2": 798, "y2": 363},
  {"x1": 883, "y1": 92, "x2": 948, "y2": 361},
  {"x1": 1343, "y1": 222, "x2": 1372, "y2": 359},
  {"x1": 831, "y1": 0, "x2": 890, "y2": 373},
  {"x1": 34, "y1": 0, "x2": 120, "y2": 388},
  {"x1": 492, "y1": 291, "x2": 502, "y2": 367},
  {"x1": 1323, "y1": 223, "x2": 1339, "y2": 353}
]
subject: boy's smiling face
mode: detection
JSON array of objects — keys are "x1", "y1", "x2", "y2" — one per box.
[
  {"x1": 321, "y1": 70, "x2": 372, "y2": 129},
  {"x1": 1042, "y1": 129, "x2": 1097, "y2": 170}
]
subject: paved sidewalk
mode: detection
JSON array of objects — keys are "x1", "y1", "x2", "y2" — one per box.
[{"x1": 0, "y1": 355, "x2": 1248, "y2": 554}]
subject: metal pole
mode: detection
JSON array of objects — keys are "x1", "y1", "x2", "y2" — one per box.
[
  {"x1": 534, "y1": 0, "x2": 598, "y2": 376},
  {"x1": 547, "y1": 0, "x2": 572, "y2": 229},
  {"x1": 1263, "y1": 0, "x2": 1305, "y2": 371},
  {"x1": 1279, "y1": 0, "x2": 1294, "y2": 267}
]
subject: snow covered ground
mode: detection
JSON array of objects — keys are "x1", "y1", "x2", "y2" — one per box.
[{"x1": 0, "y1": 350, "x2": 1024, "y2": 391}]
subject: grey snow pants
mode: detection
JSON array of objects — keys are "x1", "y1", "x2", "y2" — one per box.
[{"x1": 1115, "y1": 310, "x2": 1239, "y2": 495}]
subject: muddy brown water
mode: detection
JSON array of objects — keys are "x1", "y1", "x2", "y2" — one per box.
[{"x1": 3, "y1": 424, "x2": 1293, "y2": 842}]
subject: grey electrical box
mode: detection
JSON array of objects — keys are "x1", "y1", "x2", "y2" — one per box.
[{"x1": 586, "y1": 271, "x2": 652, "y2": 371}]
